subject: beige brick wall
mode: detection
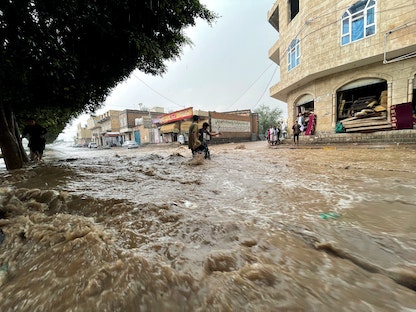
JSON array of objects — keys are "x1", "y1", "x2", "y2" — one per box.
[
  {"x1": 269, "y1": 0, "x2": 416, "y2": 133},
  {"x1": 285, "y1": 59, "x2": 416, "y2": 132}
]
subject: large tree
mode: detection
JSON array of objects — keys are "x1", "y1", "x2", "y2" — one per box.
[
  {"x1": 0, "y1": 1, "x2": 216, "y2": 170},
  {"x1": 254, "y1": 104, "x2": 283, "y2": 138}
]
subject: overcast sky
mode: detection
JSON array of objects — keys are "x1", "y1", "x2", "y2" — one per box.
[{"x1": 58, "y1": 0, "x2": 286, "y2": 140}]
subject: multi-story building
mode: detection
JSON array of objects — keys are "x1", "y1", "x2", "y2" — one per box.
[
  {"x1": 88, "y1": 110, "x2": 121, "y2": 146},
  {"x1": 75, "y1": 123, "x2": 92, "y2": 146},
  {"x1": 86, "y1": 116, "x2": 101, "y2": 145},
  {"x1": 268, "y1": 0, "x2": 416, "y2": 136},
  {"x1": 119, "y1": 109, "x2": 164, "y2": 144}
]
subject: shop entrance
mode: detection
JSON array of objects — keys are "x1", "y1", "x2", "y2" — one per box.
[
  {"x1": 295, "y1": 94, "x2": 315, "y2": 135},
  {"x1": 337, "y1": 80, "x2": 387, "y2": 121}
]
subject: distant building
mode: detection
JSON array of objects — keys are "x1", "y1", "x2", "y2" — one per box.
[
  {"x1": 76, "y1": 123, "x2": 92, "y2": 146},
  {"x1": 131, "y1": 110, "x2": 164, "y2": 144},
  {"x1": 268, "y1": 0, "x2": 416, "y2": 135},
  {"x1": 79, "y1": 107, "x2": 259, "y2": 145},
  {"x1": 86, "y1": 116, "x2": 101, "y2": 145},
  {"x1": 159, "y1": 107, "x2": 259, "y2": 144},
  {"x1": 119, "y1": 109, "x2": 163, "y2": 145}
]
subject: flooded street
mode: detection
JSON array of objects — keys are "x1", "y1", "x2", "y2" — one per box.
[{"x1": 0, "y1": 141, "x2": 415, "y2": 311}]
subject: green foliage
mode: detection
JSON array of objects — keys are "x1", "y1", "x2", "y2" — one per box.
[
  {"x1": 0, "y1": 0, "x2": 217, "y2": 140},
  {"x1": 254, "y1": 104, "x2": 283, "y2": 136}
]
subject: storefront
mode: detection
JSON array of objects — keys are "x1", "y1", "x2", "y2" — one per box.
[
  {"x1": 159, "y1": 123, "x2": 179, "y2": 143},
  {"x1": 103, "y1": 132, "x2": 121, "y2": 147},
  {"x1": 159, "y1": 107, "x2": 194, "y2": 143}
]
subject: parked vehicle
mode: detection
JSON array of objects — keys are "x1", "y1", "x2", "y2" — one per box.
[
  {"x1": 122, "y1": 141, "x2": 139, "y2": 149},
  {"x1": 88, "y1": 142, "x2": 98, "y2": 148}
]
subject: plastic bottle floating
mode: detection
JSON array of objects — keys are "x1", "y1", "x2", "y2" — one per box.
[{"x1": 319, "y1": 211, "x2": 340, "y2": 219}]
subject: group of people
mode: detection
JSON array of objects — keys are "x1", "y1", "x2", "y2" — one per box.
[
  {"x1": 267, "y1": 126, "x2": 282, "y2": 146},
  {"x1": 188, "y1": 115, "x2": 220, "y2": 159},
  {"x1": 292, "y1": 112, "x2": 316, "y2": 145}
]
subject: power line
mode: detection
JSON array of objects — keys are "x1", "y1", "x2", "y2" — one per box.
[
  {"x1": 222, "y1": 63, "x2": 275, "y2": 111},
  {"x1": 251, "y1": 65, "x2": 278, "y2": 110},
  {"x1": 132, "y1": 73, "x2": 185, "y2": 109}
]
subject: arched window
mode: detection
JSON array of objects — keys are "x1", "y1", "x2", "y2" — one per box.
[
  {"x1": 341, "y1": 0, "x2": 376, "y2": 45},
  {"x1": 287, "y1": 38, "x2": 300, "y2": 71}
]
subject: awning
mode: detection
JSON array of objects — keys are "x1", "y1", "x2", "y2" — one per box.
[
  {"x1": 338, "y1": 78, "x2": 385, "y2": 91},
  {"x1": 180, "y1": 121, "x2": 193, "y2": 132},
  {"x1": 104, "y1": 132, "x2": 120, "y2": 137},
  {"x1": 160, "y1": 123, "x2": 179, "y2": 133}
]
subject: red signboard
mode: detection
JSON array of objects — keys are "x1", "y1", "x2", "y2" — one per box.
[{"x1": 160, "y1": 107, "x2": 193, "y2": 124}]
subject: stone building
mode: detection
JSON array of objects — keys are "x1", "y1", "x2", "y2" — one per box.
[
  {"x1": 75, "y1": 123, "x2": 92, "y2": 146},
  {"x1": 268, "y1": 0, "x2": 416, "y2": 137},
  {"x1": 86, "y1": 110, "x2": 121, "y2": 146},
  {"x1": 86, "y1": 116, "x2": 101, "y2": 146},
  {"x1": 119, "y1": 109, "x2": 163, "y2": 144}
]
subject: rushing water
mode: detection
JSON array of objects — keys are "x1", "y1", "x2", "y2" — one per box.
[{"x1": 0, "y1": 141, "x2": 415, "y2": 311}]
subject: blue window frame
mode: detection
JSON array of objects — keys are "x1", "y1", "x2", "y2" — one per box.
[
  {"x1": 341, "y1": 0, "x2": 376, "y2": 45},
  {"x1": 287, "y1": 38, "x2": 300, "y2": 71}
]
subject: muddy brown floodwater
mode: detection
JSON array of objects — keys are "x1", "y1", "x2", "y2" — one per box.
[{"x1": 0, "y1": 141, "x2": 415, "y2": 311}]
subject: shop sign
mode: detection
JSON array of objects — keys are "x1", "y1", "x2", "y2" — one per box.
[
  {"x1": 211, "y1": 118, "x2": 251, "y2": 132},
  {"x1": 160, "y1": 107, "x2": 193, "y2": 124}
]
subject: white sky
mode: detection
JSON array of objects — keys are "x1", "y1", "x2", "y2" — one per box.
[{"x1": 58, "y1": 0, "x2": 286, "y2": 141}]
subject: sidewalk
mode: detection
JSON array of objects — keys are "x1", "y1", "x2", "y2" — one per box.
[{"x1": 281, "y1": 128, "x2": 416, "y2": 148}]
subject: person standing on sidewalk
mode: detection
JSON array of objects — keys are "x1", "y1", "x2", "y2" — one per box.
[
  {"x1": 297, "y1": 112, "x2": 305, "y2": 133},
  {"x1": 292, "y1": 121, "x2": 301, "y2": 145}
]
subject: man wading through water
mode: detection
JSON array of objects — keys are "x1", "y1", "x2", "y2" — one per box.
[{"x1": 188, "y1": 115, "x2": 205, "y2": 157}]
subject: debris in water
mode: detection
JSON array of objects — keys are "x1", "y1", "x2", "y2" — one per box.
[{"x1": 319, "y1": 211, "x2": 340, "y2": 219}]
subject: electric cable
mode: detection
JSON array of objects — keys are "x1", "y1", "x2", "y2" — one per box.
[
  {"x1": 132, "y1": 73, "x2": 185, "y2": 109},
  {"x1": 220, "y1": 63, "x2": 275, "y2": 111}
]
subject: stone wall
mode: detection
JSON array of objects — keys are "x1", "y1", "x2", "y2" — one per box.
[{"x1": 290, "y1": 129, "x2": 416, "y2": 145}]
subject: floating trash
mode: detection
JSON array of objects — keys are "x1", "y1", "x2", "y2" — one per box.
[{"x1": 319, "y1": 211, "x2": 340, "y2": 219}]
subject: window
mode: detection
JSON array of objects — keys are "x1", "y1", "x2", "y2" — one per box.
[
  {"x1": 287, "y1": 38, "x2": 300, "y2": 71},
  {"x1": 341, "y1": 0, "x2": 376, "y2": 45},
  {"x1": 288, "y1": 0, "x2": 299, "y2": 22}
]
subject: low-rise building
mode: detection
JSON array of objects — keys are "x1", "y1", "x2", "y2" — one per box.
[
  {"x1": 86, "y1": 116, "x2": 101, "y2": 146},
  {"x1": 75, "y1": 123, "x2": 92, "y2": 146},
  {"x1": 159, "y1": 107, "x2": 259, "y2": 144},
  {"x1": 80, "y1": 107, "x2": 259, "y2": 146}
]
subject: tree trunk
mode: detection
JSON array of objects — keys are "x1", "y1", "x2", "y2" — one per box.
[{"x1": 0, "y1": 104, "x2": 25, "y2": 170}]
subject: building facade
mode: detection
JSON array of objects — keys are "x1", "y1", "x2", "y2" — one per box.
[
  {"x1": 119, "y1": 109, "x2": 163, "y2": 144},
  {"x1": 79, "y1": 108, "x2": 260, "y2": 146},
  {"x1": 86, "y1": 116, "x2": 101, "y2": 146},
  {"x1": 75, "y1": 123, "x2": 92, "y2": 146},
  {"x1": 159, "y1": 107, "x2": 259, "y2": 144},
  {"x1": 268, "y1": 0, "x2": 416, "y2": 135}
]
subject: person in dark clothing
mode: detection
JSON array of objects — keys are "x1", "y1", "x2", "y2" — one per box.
[
  {"x1": 198, "y1": 122, "x2": 220, "y2": 143},
  {"x1": 22, "y1": 118, "x2": 47, "y2": 161},
  {"x1": 198, "y1": 122, "x2": 221, "y2": 159},
  {"x1": 292, "y1": 120, "x2": 301, "y2": 145}
]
